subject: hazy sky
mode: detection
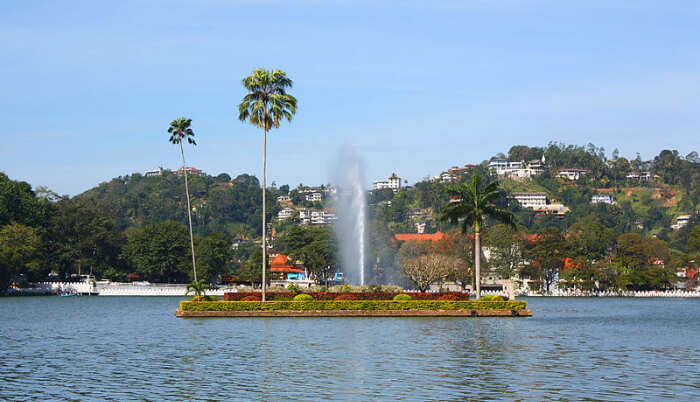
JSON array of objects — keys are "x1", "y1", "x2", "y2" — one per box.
[{"x1": 2, "y1": 0, "x2": 699, "y2": 195}]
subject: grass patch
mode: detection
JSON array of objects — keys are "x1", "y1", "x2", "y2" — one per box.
[{"x1": 179, "y1": 300, "x2": 526, "y2": 312}]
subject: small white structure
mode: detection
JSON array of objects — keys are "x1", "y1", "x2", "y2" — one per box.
[
  {"x1": 626, "y1": 172, "x2": 655, "y2": 182},
  {"x1": 510, "y1": 192, "x2": 548, "y2": 209},
  {"x1": 533, "y1": 203, "x2": 570, "y2": 215},
  {"x1": 591, "y1": 194, "x2": 614, "y2": 205},
  {"x1": 671, "y1": 215, "x2": 691, "y2": 230},
  {"x1": 277, "y1": 207, "x2": 295, "y2": 221},
  {"x1": 488, "y1": 157, "x2": 545, "y2": 180},
  {"x1": 305, "y1": 192, "x2": 323, "y2": 202},
  {"x1": 373, "y1": 173, "x2": 401, "y2": 192},
  {"x1": 277, "y1": 195, "x2": 291, "y2": 202},
  {"x1": 558, "y1": 168, "x2": 586, "y2": 180},
  {"x1": 145, "y1": 167, "x2": 163, "y2": 177}
]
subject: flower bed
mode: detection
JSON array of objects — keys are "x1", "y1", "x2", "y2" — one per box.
[
  {"x1": 180, "y1": 300, "x2": 525, "y2": 312},
  {"x1": 223, "y1": 291, "x2": 470, "y2": 301}
]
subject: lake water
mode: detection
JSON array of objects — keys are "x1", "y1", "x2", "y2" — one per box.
[{"x1": 1, "y1": 297, "x2": 698, "y2": 401}]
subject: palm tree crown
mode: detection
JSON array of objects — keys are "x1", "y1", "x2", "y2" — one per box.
[
  {"x1": 168, "y1": 118, "x2": 197, "y2": 145},
  {"x1": 441, "y1": 174, "x2": 515, "y2": 234},
  {"x1": 440, "y1": 174, "x2": 515, "y2": 299},
  {"x1": 238, "y1": 68, "x2": 297, "y2": 129}
]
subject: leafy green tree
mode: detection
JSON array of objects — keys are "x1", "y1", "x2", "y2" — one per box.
[
  {"x1": 440, "y1": 174, "x2": 515, "y2": 299},
  {"x1": 168, "y1": 117, "x2": 198, "y2": 281},
  {"x1": 614, "y1": 233, "x2": 672, "y2": 290},
  {"x1": 567, "y1": 221, "x2": 617, "y2": 263},
  {"x1": 238, "y1": 68, "x2": 297, "y2": 301},
  {"x1": 278, "y1": 225, "x2": 337, "y2": 283},
  {"x1": 196, "y1": 233, "x2": 232, "y2": 283},
  {"x1": 0, "y1": 223, "x2": 42, "y2": 292},
  {"x1": 688, "y1": 225, "x2": 700, "y2": 255},
  {"x1": 124, "y1": 221, "x2": 192, "y2": 283},
  {"x1": 236, "y1": 246, "x2": 270, "y2": 287},
  {"x1": 44, "y1": 198, "x2": 123, "y2": 279},
  {"x1": 0, "y1": 173, "x2": 50, "y2": 227}
]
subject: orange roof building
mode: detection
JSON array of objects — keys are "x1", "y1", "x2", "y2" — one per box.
[
  {"x1": 269, "y1": 253, "x2": 305, "y2": 282},
  {"x1": 269, "y1": 254, "x2": 304, "y2": 274}
]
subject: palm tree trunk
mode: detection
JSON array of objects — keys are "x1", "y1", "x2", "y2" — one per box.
[
  {"x1": 180, "y1": 142, "x2": 197, "y2": 282},
  {"x1": 261, "y1": 125, "x2": 267, "y2": 302},
  {"x1": 475, "y1": 231, "x2": 481, "y2": 300}
]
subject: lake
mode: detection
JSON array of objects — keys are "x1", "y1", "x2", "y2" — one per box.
[{"x1": 1, "y1": 297, "x2": 698, "y2": 401}]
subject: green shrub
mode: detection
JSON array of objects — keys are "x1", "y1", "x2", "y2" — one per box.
[
  {"x1": 481, "y1": 295, "x2": 494, "y2": 301},
  {"x1": 393, "y1": 294, "x2": 412, "y2": 301},
  {"x1": 293, "y1": 293, "x2": 314, "y2": 301},
  {"x1": 492, "y1": 295, "x2": 505, "y2": 301},
  {"x1": 180, "y1": 300, "x2": 528, "y2": 312},
  {"x1": 287, "y1": 283, "x2": 301, "y2": 293}
]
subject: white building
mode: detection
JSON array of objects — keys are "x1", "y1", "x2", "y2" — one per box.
[
  {"x1": 439, "y1": 172, "x2": 458, "y2": 183},
  {"x1": 510, "y1": 193, "x2": 548, "y2": 209},
  {"x1": 671, "y1": 215, "x2": 691, "y2": 230},
  {"x1": 509, "y1": 192, "x2": 569, "y2": 215},
  {"x1": 533, "y1": 203, "x2": 570, "y2": 215},
  {"x1": 298, "y1": 209, "x2": 312, "y2": 225},
  {"x1": 488, "y1": 157, "x2": 546, "y2": 180},
  {"x1": 175, "y1": 166, "x2": 203, "y2": 177},
  {"x1": 558, "y1": 168, "x2": 586, "y2": 180},
  {"x1": 591, "y1": 194, "x2": 614, "y2": 205},
  {"x1": 373, "y1": 173, "x2": 401, "y2": 192},
  {"x1": 298, "y1": 208, "x2": 336, "y2": 225},
  {"x1": 277, "y1": 195, "x2": 291, "y2": 202},
  {"x1": 305, "y1": 192, "x2": 323, "y2": 202},
  {"x1": 626, "y1": 172, "x2": 655, "y2": 182},
  {"x1": 277, "y1": 207, "x2": 295, "y2": 221},
  {"x1": 145, "y1": 167, "x2": 163, "y2": 177}
]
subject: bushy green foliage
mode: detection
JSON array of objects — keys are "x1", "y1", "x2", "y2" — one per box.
[
  {"x1": 180, "y1": 300, "x2": 527, "y2": 312},
  {"x1": 293, "y1": 293, "x2": 313, "y2": 301},
  {"x1": 286, "y1": 283, "x2": 301, "y2": 293},
  {"x1": 393, "y1": 294, "x2": 412, "y2": 301}
]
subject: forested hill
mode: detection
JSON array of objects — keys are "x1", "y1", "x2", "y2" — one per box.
[{"x1": 77, "y1": 171, "x2": 281, "y2": 237}]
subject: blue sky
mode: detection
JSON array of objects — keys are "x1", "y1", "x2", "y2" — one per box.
[{"x1": 2, "y1": 0, "x2": 699, "y2": 195}]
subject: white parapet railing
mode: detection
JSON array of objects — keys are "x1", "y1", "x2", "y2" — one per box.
[{"x1": 34, "y1": 281, "x2": 237, "y2": 296}]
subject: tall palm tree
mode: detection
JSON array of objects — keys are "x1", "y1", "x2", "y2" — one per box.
[
  {"x1": 238, "y1": 68, "x2": 297, "y2": 301},
  {"x1": 168, "y1": 117, "x2": 198, "y2": 282},
  {"x1": 440, "y1": 174, "x2": 515, "y2": 299}
]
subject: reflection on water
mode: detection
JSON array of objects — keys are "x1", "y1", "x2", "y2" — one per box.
[{"x1": 1, "y1": 297, "x2": 699, "y2": 400}]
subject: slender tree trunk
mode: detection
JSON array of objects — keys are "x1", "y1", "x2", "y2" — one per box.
[
  {"x1": 475, "y1": 231, "x2": 481, "y2": 300},
  {"x1": 261, "y1": 123, "x2": 267, "y2": 302},
  {"x1": 180, "y1": 141, "x2": 197, "y2": 282}
]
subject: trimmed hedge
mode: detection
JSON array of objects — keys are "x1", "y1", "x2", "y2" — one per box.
[
  {"x1": 393, "y1": 294, "x2": 412, "y2": 301},
  {"x1": 180, "y1": 300, "x2": 526, "y2": 312},
  {"x1": 223, "y1": 291, "x2": 470, "y2": 301},
  {"x1": 293, "y1": 293, "x2": 313, "y2": 301}
]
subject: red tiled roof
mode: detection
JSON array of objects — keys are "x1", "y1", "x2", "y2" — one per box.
[
  {"x1": 393, "y1": 231, "x2": 447, "y2": 242},
  {"x1": 270, "y1": 267, "x2": 304, "y2": 273},
  {"x1": 269, "y1": 253, "x2": 304, "y2": 273}
]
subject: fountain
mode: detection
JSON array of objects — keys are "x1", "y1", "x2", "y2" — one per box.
[{"x1": 334, "y1": 155, "x2": 367, "y2": 286}]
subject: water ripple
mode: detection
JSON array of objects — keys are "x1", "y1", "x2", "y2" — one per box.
[{"x1": 1, "y1": 297, "x2": 699, "y2": 400}]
